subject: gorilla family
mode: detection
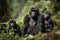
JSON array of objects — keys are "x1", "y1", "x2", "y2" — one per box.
[
  {"x1": 22, "y1": 6, "x2": 45, "y2": 36},
  {"x1": 0, "y1": 6, "x2": 53, "y2": 37},
  {"x1": 22, "y1": 7, "x2": 54, "y2": 37},
  {"x1": 8, "y1": 19, "x2": 21, "y2": 36},
  {"x1": 43, "y1": 10, "x2": 53, "y2": 32},
  {"x1": 0, "y1": 24, "x2": 7, "y2": 33}
]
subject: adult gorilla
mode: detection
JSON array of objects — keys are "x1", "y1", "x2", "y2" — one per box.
[{"x1": 22, "y1": 6, "x2": 45, "y2": 36}]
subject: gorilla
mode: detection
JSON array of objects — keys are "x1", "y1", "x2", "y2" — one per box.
[
  {"x1": 22, "y1": 6, "x2": 45, "y2": 36},
  {"x1": 43, "y1": 10, "x2": 53, "y2": 32},
  {"x1": 8, "y1": 19, "x2": 21, "y2": 36},
  {"x1": 0, "y1": 24, "x2": 7, "y2": 33}
]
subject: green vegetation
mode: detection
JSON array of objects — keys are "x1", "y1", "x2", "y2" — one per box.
[{"x1": 0, "y1": 0, "x2": 60, "y2": 40}]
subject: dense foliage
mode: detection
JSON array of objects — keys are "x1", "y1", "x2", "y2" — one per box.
[{"x1": 0, "y1": 0, "x2": 60, "y2": 40}]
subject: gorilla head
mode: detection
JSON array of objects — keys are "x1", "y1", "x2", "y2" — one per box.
[
  {"x1": 9, "y1": 19, "x2": 16, "y2": 27},
  {"x1": 43, "y1": 10, "x2": 51, "y2": 20},
  {"x1": 29, "y1": 6, "x2": 39, "y2": 18}
]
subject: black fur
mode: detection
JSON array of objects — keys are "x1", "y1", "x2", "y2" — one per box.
[
  {"x1": 22, "y1": 6, "x2": 45, "y2": 36},
  {"x1": 43, "y1": 10, "x2": 53, "y2": 32},
  {"x1": 8, "y1": 19, "x2": 21, "y2": 36}
]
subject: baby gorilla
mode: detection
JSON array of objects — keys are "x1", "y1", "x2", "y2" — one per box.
[
  {"x1": 0, "y1": 24, "x2": 7, "y2": 33},
  {"x1": 43, "y1": 10, "x2": 53, "y2": 32},
  {"x1": 8, "y1": 19, "x2": 21, "y2": 36}
]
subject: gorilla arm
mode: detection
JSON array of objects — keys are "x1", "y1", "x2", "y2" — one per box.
[
  {"x1": 22, "y1": 15, "x2": 30, "y2": 36},
  {"x1": 48, "y1": 19, "x2": 53, "y2": 30}
]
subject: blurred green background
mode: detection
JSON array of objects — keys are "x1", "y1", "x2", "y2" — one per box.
[{"x1": 0, "y1": 0, "x2": 60, "y2": 40}]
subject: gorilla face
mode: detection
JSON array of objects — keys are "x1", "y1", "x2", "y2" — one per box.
[
  {"x1": 29, "y1": 6, "x2": 39, "y2": 18},
  {"x1": 9, "y1": 20, "x2": 16, "y2": 27},
  {"x1": 29, "y1": 10, "x2": 38, "y2": 18},
  {"x1": 30, "y1": 11, "x2": 36, "y2": 17},
  {"x1": 10, "y1": 22, "x2": 15, "y2": 27},
  {"x1": 44, "y1": 11, "x2": 51, "y2": 20},
  {"x1": 44, "y1": 13, "x2": 49, "y2": 19}
]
